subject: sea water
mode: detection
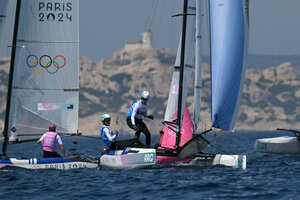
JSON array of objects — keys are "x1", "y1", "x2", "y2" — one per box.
[{"x1": 0, "y1": 131, "x2": 299, "y2": 200}]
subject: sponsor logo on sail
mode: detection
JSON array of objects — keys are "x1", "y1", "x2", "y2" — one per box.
[{"x1": 38, "y1": 2, "x2": 73, "y2": 22}]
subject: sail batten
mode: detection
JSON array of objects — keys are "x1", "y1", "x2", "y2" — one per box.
[
  {"x1": 18, "y1": 39, "x2": 79, "y2": 43},
  {"x1": 13, "y1": 87, "x2": 79, "y2": 90}
]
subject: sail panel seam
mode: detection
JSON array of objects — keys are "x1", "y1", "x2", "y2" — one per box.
[
  {"x1": 18, "y1": 40, "x2": 79, "y2": 43},
  {"x1": 13, "y1": 87, "x2": 79, "y2": 91}
]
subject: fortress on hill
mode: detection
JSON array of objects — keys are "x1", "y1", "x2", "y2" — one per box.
[{"x1": 123, "y1": 30, "x2": 152, "y2": 51}]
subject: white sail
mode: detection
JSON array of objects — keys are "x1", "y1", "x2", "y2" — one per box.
[
  {"x1": 193, "y1": 0, "x2": 208, "y2": 131},
  {"x1": 0, "y1": 0, "x2": 9, "y2": 52},
  {"x1": 0, "y1": 0, "x2": 16, "y2": 58},
  {"x1": 164, "y1": 0, "x2": 196, "y2": 122},
  {"x1": 8, "y1": 0, "x2": 79, "y2": 142}
]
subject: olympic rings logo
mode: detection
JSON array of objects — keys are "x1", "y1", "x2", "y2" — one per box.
[{"x1": 26, "y1": 54, "x2": 66, "y2": 74}]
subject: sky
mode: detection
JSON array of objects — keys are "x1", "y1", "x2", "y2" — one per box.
[
  {"x1": 79, "y1": 0, "x2": 300, "y2": 63},
  {"x1": 1, "y1": 0, "x2": 299, "y2": 63}
]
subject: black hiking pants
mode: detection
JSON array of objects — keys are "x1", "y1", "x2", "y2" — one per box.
[{"x1": 126, "y1": 117, "x2": 151, "y2": 146}]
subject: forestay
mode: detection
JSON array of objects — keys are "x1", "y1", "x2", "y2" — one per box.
[{"x1": 8, "y1": 0, "x2": 79, "y2": 142}]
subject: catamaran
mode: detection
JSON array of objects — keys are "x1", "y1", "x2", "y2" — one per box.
[
  {"x1": 155, "y1": 0, "x2": 248, "y2": 169},
  {"x1": 99, "y1": 145, "x2": 156, "y2": 169},
  {"x1": 98, "y1": 118, "x2": 156, "y2": 169},
  {"x1": 254, "y1": 128, "x2": 300, "y2": 154},
  {"x1": 0, "y1": 0, "x2": 98, "y2": 169}
]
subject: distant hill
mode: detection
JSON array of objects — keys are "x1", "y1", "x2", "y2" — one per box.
[
  {"x1": 0, "y1": 50, "x2": 299, "y2": 135},
  {"x1": 202, "y1": 54, "x2": 300, "y2": 75},
  {"x1": 246, "y1": 54, "x2": 300, "y2": 73}
]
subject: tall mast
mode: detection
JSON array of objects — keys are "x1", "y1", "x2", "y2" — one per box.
[
  {"x1": 2, "y1": 0, "x2": 22, "y2": 156},
  {"x1": 193, "y1": 0, "x2": 204, "y2": 132},
  {"x1": 175, "y1": 0, "x2": 188, "y2": 149}
]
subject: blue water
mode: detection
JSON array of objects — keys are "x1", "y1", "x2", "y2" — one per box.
[{"x1": 0, "y1": 131, "x2": 299, "y2": 200}]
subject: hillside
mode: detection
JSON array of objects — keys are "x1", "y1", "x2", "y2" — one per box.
[{"x1": 0, "y1": 49, "x2": 299, "y2": 135}]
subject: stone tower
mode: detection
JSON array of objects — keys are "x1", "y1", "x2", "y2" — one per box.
[{"x1": 142, "y1": 30, "x2": 152, "y2": 50}]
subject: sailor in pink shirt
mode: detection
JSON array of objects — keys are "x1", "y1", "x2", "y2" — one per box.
[{"x1": 37, "y1": 124, "x2": 68, "y2": 158}]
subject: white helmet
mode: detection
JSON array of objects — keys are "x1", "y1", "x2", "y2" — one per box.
[
  {"x1": 141, "y1": 91, "x2": 150, "y2": 100},
  {"x1": 100, "y1": 114, "x2": 111, "y2": 122}
]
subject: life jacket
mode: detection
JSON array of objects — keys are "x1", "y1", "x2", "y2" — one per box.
[
  {"x1": 127, "y1": 99, "x2": 149, "y2": 118},
  {"x1": 100, "y1": 125, "x2": 113, "y2": 147},
  {"x1": 43, "y1": 131, "x2": 57, "y2": 152},
  {"x1": 127, "y1": 99, "x2": 139, "y2": 117}
]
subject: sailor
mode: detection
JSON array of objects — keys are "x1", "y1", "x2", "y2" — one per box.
[
  {"x1": 126, "y1": 91, "x2": 154, "y2": 147},
  {"x1": 37, "y1": 124, "x2": 68, "y2": 158},
  {"x1": 101, "y1": 114, "x2": 130, "y2": 150}
]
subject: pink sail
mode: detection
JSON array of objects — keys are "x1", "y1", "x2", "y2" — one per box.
[
  {"x1": 159, "y1": 105, "x2": 194, "y2": 149},
  {"x1": 157, "y1": 106, "x2": 194, "y2": 163}
]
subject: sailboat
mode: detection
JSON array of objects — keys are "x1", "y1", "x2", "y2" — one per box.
[
  {"x1": 155, "y1": 0, "x2": 248, "y2": 169},
  {"x1": 254, "y1": 128, "x2": 300, "y2": 154},
  {"x1": 0, "y1": 0, "x2": 98, "y2": 169}
]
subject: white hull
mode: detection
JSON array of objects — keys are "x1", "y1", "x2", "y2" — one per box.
[
  {"x1": 0, "y1": 155, "x2": 98, "y2": 170},
  {"x1": 190, "y1": 154, "x2": 247, "y2": 170},
  {"x1": 99, "y1": 148, "x2": 156, "y2": 169},
  {"x1": 254, "y1": 136, "x2": 300, "y2": 154}
]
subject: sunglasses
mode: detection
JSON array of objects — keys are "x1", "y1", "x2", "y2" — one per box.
[{"x1": 104, "y1": 119, "x2": 111, "y2": 122}]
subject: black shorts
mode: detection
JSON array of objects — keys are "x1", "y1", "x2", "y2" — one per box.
[{"x1": 43, "y1": 150, "x2": 61, "y2": 158}]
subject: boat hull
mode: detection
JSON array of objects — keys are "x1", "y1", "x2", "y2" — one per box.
[
  {"x1": 156, "y1": 149, "x2": 246, "y2": 169},
  {"x1": 190, "y1": 154, "x2": 246, "y2": 170},
  {"x1": 0, "y1": 155, "x2": 98, "y2": 170},
  {"x1": 254, "y1": 136, "x2": 300, "y2": 154},
  {"x1": 99, "y1": 148, "x2": 156, "y2": 169},
  {"x1": 156, "y1": 155, "x2": 192, "y2": 164}
]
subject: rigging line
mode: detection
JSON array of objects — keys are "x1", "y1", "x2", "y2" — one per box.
[
  {"x1": 15, "y1": 104, "x2": 67, "y2": 132},
  {"x1": 75, "y1": 135, "x2": 102, "y2": 140},
  {"x1": 144, "y1": 0, "x2": 157, "y2": 30},
  {"x1": 145, "y1": 0, "x2": 159, "y2": 30},
  {"x1": 115, "y1": 113, "x2": 121, "y2": 133},
  {"x1": 212, "y1": 129, "x2": 226, "y2": 153},
  {"x1": 170, "y1": 1, "x2": 178, "y2": 52},
  {"x1": 132, "y1": 1, "x2": 161, "y2": 104},
  {"x1": 17, "y1": 124, "x2": 47, "y2": 131},
  {"x1": 8, "y1": 133, "x2": 82, "y2": 144},
  {"x1": 131, "y1": 39, "x2": 151, "y2": 98},
  {"x1": 131, "y1": 2, "x2": 160, "y2": 93},
  {"x1": 152, "y1": 0, "x2": 165, "y2": 42},
  {"x1": 133, "y1": 1, "x2": 175, "y2": 101}
]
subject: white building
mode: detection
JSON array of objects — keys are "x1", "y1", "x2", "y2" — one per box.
[{"x1": 124, "y1": 30, "x2": 152, "y2": 51}]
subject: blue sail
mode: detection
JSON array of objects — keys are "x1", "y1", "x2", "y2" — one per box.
[{"x1": 210, "y1": 0, "x2": 249, "y2": 131}]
